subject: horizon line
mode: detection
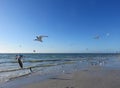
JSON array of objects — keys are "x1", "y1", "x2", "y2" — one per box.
[{"x1": 0, "y1": 52, "x2": 120, "y2": 54}]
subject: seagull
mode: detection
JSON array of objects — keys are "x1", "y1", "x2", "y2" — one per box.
[
  {"x1": 93, "y1": 35, "x2": 100, "y2": 39},
  {"x1": 34, "y1": 35, "x2": 48, "y2": 42}
]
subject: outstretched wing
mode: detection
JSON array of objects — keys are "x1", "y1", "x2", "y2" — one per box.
[
  {"x1": 40, "y1": 35, "x2": 48, "y2": 37},
  {"x1": 34, "y1": 35, "x2": 48, "y2": 42},
  {"x1": 94, "y1": 35, "x2": 100, "y2": 39},
  {"x1": 43, "y1": 36, "x2": 48, "y2": 37}
]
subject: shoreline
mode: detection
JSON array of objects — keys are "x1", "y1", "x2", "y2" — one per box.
[
  {"x1": 0, "y1": 64, "x2": 76, "y2": 88},
  {"x1": 0, "y1": 70, "x2": 61, "y2": 88},
  {"x1": 2, "y1": 66, "x2": 120, "y2": 88}
]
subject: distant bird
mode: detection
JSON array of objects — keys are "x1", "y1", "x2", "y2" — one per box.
[
  {"x1": 33, "y1": 50, "x2": 36, "y2": 53},
  {"x1": 93, "y1": 35, "x2": 100, "y2": 39},
  {"x1": 34, "y1": 35, "x2": 48, "y2": 42}
]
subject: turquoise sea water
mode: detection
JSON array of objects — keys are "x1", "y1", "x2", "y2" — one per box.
[{"x1": 0, "y1": 53, "x2": 120, "y2": 84}]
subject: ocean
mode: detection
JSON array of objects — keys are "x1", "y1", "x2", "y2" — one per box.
[{"x1": 0, "y1": 53, "x2": 120, "y2": 84}]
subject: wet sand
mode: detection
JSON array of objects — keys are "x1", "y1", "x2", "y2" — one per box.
[{"x1": 20, "y1": 67, "x2": 120, "y2": 88}]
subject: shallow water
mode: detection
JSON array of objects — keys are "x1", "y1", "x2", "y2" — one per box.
[{"x1": 0, "y1": 53, "x2": 120, "y2": 84}]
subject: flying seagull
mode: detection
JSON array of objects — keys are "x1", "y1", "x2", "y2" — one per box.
[
  {"x1": 34, "y1": 35, "x2": 48, "y2": 42},
  {"x1": 93, "y1": 35, "x2": 100, "y2": 39}
]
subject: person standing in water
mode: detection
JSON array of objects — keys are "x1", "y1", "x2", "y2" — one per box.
[{"x1": 16, "y1": 55, "x2": 23, "y2": 69}]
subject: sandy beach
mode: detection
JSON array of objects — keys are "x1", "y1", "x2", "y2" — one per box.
[{"x1": 20, "y1": 67, "x2": 120, "y2": 88}]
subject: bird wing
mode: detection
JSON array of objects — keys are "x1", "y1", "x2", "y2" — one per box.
[
  {"x1": 94, "y1": 36, "x2": 100, "y2": 39},
  {"x1": 36, "y1": 36, "x2": 39, "y2": 39},
  {"x1": 40, "y1": 35, "x2": 48, "y2": 37},
  {"x1": 34, "y1": 35, "x2": 48, "y2": 42}
]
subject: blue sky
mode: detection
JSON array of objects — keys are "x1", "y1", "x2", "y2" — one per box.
[{"x1": 0, "y1": 0, "x2": 120, "y2": 53}]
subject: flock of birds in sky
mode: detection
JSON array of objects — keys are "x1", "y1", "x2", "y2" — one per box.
[
  {"x1": 34, "y1": 33, "x2": 110, "y2": 42},
  {"x1": 34, "y1": 33, "x2": 110, "y2": 43},
  {"x1": 18, "y1": 33, "x2": 110, "y2": 53}
]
